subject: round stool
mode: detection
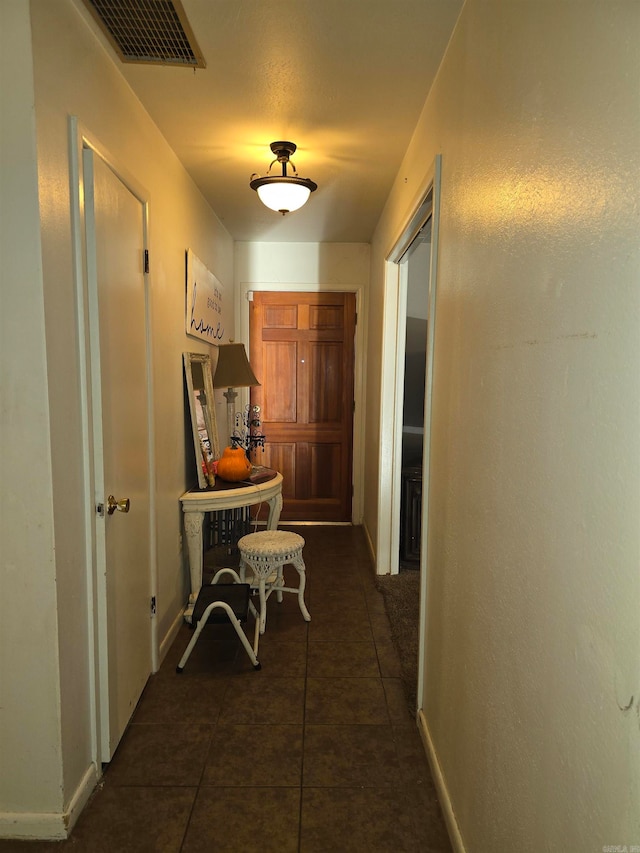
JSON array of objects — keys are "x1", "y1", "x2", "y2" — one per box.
[{"x1": 237, "y1": 530, "x2": 311, "y2": 636}]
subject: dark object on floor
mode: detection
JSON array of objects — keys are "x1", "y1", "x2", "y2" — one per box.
[
  {"x1": 177, "y1": 576, "x2": 261, "y2": 672},
  {"x1": 375, "y1": 570, "x2": 420, "y2": 708}
]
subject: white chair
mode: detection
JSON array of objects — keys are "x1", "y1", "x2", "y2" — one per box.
[
  {"x1": 237, "y1": 530, "x2": 311, "y2": 638},
  {"x1": 176, "y1": 568, "x2": 261, "y2": 672}
]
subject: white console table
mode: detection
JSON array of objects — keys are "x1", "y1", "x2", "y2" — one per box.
[{"x1": 180, "y1": 471, "x2": 283, "y2": 622}]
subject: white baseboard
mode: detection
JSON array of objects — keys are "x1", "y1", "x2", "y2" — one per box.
[
  {"x1": 64, "y1": 763, "x2": 99, "y2": 836},
  {"x1": 158, "y1": 606, "x2": 185, "y2": 669},
  {"x1": 417, "y1": 709, "x2": 466, "y2": 853},
  {"x1": 0, "y1": 763, "x2": 98, "y2": 841},
  {"x1": 0, "y1": 811, "x2": 68, "y2": 841}
]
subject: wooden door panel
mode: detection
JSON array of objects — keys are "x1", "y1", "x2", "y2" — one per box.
[
  {"x1": 250, "y1": 291, "x2": 355, "y2": 521},
  {"x1": 309, "y1": 342, "x2": 342, "y2": 423},
  {"x1": 263, "y1": 341, "x2": 297, "y2": 422},
  {"x1": 309, "y1": 443, "x2": 342, "y2": 497},
  {"x1": 309, "y1": 304, "x2": 343, "y2": 330},
  {"x1": 262, "y1": 443, "x2": 296, "y2": 499},
  {"x1": 294, "y1": 442, "x2": 340, "y2": 500},
  {"x1": 263, "y1": 304, "x2": 297, "y2": 329}
]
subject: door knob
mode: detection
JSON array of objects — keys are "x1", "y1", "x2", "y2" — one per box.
[{"x1": 107, "y1": 495, "x2": 130, "y2": 515}]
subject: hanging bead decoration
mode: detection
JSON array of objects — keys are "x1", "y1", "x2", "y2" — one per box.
[{"x1": 230, "y1": 404, "x2": 266, "y2": 458}]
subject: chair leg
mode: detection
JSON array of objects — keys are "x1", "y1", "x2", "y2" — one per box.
[
  {"x1": 292, "y1": 556, "x2": 311, "y2": 622},
  {"x1": 258, "y1": 577, "x2": 268, "y2": 634},
  {"x1": 275, "y1": 565, "x2": 284, "y2": 603},
  {"x1": 238, "y1": 559, "x2": 247, "y2": 583},
  {"x1": 249, "y1": 600, "x2": 261, "y2": 655}
]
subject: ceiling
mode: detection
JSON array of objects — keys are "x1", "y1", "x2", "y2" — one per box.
[{"x1": 74, "y1": 0, "x2": 462, "y2": 243}]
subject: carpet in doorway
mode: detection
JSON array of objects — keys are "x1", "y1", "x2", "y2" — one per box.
[{"x1": 375, "y1": 570, "x2": 420, "y2": 709}]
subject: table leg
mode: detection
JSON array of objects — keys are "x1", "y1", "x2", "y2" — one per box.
[
  {"x1": 183, "y1": 510, "x2": 204, "y2": 623},
  {"x1": 266, "y1": 491, "x2": 283, "y2": 530}
]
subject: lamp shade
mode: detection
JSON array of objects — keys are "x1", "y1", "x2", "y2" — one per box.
[{"x1": 213, "y1": 343, "x2": 260, "y2": 389}]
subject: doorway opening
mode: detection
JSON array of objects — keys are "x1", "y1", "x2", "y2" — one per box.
[
  {"x1": 398, "y1": 219, "x2": 432, "y2": 569},
  {"x1": 386, "y1": 162, "x2": 439, "y2": 579},
  {"x1": 383, "y1": 155, "x2": 442, "y2": 709}
]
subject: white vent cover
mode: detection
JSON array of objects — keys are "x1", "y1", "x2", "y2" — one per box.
[{"x1": 81, "y1": 0, "x2": 206, "y2": 68}]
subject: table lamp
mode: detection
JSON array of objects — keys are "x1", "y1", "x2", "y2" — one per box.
[{"x1": 213, "y1": 343, "x2": 260, "y2": 443}]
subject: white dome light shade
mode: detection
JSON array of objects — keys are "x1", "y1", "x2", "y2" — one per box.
[
  {"x1": 250, "y1": 141, "x2": 317, "y2": 215},
  {"x1": 256, "y1": 181, "x2": 312, "y2": 213}
]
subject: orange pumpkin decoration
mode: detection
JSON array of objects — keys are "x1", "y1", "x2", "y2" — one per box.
[{"x1": 216, "y1": 446, "x2": 252, "y2": 482}]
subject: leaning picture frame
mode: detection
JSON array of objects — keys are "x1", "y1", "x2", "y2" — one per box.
[{"x1": 183, "y1": 352, "x2": 220, "y2": 488}]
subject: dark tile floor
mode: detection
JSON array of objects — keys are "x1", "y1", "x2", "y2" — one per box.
[{"x1": 1, "y1": 526, "x2": 451, "y2": 852}]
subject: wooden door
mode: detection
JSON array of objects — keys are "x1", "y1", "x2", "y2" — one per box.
[
  {"x1": 250, "y1": 292, "x2": 356, "y2": 522},
  {"x1": 84, "y1": 148, "x2": 152, "y2": 760}
]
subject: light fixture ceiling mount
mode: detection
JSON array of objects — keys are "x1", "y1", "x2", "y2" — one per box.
[{"x1": 250, "y1": 141, "x2": 318, "y2": 215}]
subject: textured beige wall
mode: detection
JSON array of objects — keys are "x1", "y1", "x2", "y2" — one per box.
[
  {"x1": 369, "y1": 0, "x2": 640, "y2": 848},
  {"x1": 1, "y1": 0, "x2": 234, "y2": 835},
  {"x1": 0, "y1": 0, "x2": 64, "y2": 821}
]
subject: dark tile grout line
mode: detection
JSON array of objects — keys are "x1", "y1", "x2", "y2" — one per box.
[
  {"x1": 178, "y1": 660, "x2": 232, "y2": 852},
  {"x1": 296, "y1": 587, "x2": 310, "y2": 853}
]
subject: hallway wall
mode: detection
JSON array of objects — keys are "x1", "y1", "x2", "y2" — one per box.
[
  {"x1": 1, "y1": 0, "x2": 234, "y2": 837},
  {"x1": 0, "y1": 0, "x2": 64, "y2": 826},
  {"x1": 368, "y1": 1, "x2": 640, "y2": 849}
]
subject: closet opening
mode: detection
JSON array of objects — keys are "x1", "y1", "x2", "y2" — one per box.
[{"x1": 398, "y1": 218, "x2": 432, "y2": 569}]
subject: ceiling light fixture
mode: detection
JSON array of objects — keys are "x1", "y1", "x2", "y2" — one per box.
[{"x1": 250, "y1": 141, "x2": 317, "y2": 215}]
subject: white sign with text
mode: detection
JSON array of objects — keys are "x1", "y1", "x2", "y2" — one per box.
[{"x1": 186, "y1": 249, "x2": 225, "y2": 343}]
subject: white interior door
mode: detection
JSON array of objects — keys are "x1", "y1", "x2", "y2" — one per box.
[{"x1": 84, "y1": 147, "x2": 152, "y2": 761}]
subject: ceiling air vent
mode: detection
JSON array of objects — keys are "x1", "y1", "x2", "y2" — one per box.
[{"x1": 81, "y1": 0, "x2": 206, "y2": 68}]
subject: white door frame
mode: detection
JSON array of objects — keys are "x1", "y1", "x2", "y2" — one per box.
[
  {"x1": 379, "y1": 155, "x2": 442, "y2": 707},
  {"x1": 236, "y1": 282, "x2": 367, "y2": 525},
  {"x1": 68, "y1": 117, "x2": 157, "y2": 768},
  {"x1": 388, "y1": 258, "x2": 410, "y2": 576}
]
